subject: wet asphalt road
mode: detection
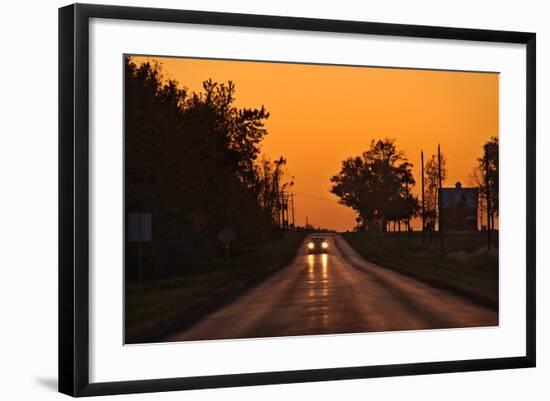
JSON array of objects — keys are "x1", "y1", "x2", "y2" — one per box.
[{"x1": 168, "y1": 234, "x2": 498, "y2": 342}]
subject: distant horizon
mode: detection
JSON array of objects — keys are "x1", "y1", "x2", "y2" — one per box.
[{"x1": 131, "y1": 55, "x2": 498, "y2": 231}]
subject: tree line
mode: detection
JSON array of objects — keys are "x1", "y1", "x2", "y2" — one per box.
[
  {"x1": 125, "y1": 57, "x2": 292, "y2": 280},
  {"x1": 470, "y1": 136, "x2": 499, "y2": 231},
  {"x1": 330, "y1": 139, "x2": 418, "y2": 232},
  {"x1": 330, "y1": 137, "x2": 499, "y2": 234}
]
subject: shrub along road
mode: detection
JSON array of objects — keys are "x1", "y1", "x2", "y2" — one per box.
[
  {"x1": 343, "y1": 232, "x2": 498, "y2": 309},
  {"x1": 125, "y1": 232, "x2": 306, "y2": 344}
]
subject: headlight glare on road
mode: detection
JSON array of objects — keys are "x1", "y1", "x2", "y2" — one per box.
[
  {"x1": 308, "y1": 242, "x2": 315, "y2": 249},
  {"x1": 322, "y1": 241, "x2": 328, "y2": 249}
]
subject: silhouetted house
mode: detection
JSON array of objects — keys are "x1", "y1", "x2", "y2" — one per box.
[{"x1": 439, "y1": 182, "x2": 478, "y2": 231}]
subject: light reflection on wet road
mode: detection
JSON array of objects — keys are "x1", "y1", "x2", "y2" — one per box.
[{"x1": 168, "y1": 234, "x2": 497, "y2": 342}]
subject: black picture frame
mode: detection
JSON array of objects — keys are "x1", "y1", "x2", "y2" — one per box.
[{"x1": 59, "y1": 3, "x2": 536, "y2": 397}]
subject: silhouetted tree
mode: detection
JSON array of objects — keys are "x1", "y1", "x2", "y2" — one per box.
[
  {"x1": 478, "y1": 136, "x2": 499, "y2": 230},
  {"x1": 423, "y1": 153, "x2": 447, "y2": 231},
  {"x1": 330, "y1": 139, "x2": 418, "y2": 232},
  {"x1": 124, "y1": 57, "x2": 289, "y2": 280},
  {"x1": 253, "y1": 156, "x2": 293, "y2": 228},
  {"x1": 468, "y1": 166, "x2": 488, "y2": 230}
]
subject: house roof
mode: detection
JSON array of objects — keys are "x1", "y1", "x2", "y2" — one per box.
[{"x1": 440, "y1": 187, "x2": 478, "y2": 208}]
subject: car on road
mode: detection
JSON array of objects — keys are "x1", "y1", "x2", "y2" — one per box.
[{"x1": 307, "y1": 236, "x2": 329, "y2": 254}]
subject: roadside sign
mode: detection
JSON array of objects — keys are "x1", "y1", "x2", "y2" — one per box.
[
  {"x1": 127, "y1": 213, "x2": 152, "y2": 283},
  {"x1": 128, "y1": 213, "x2": 152, "y2": 242},
  {"x1": 218, "y1": 226, "x2": 236, "y2": 261},
  {"x1": 217, "y1": 226, "x2": 236, "y2": 245}
]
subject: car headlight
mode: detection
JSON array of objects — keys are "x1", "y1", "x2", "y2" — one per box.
[
  {"x1": 321, "y1": 241, "x2": 328, "y2": 249},
  {"x1": 308, "y1": 242, "x2": 315, "y2": 249}
]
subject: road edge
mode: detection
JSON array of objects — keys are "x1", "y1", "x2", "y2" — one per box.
[
  {"x1": 126, "y1": 235, "x2": 308, "y2": 344},
  {"x1": 339, "y1": 235, "x2": 499, "y2": 312}
]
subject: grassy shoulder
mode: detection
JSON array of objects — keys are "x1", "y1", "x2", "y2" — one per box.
[
  {"x1": 125, "y1": 231, "x2": 306, "y2": 343},
  {"x1": 342, "y1": 232, "x2": 498, "y2": 309}
]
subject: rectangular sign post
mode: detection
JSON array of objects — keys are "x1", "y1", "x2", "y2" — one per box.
[
  {"x1": 128, "y1": 213, "x2": 152, "y2": 282},
  {"x1": 438, "y1": 144, "x2": 444, "y2": 254}
]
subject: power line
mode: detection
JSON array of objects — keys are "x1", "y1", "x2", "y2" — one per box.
[
  {"x1": 444, "y1": 149, "x2": 481, "y2": 160},
  {"x1": 294, "y1": 192, "x2": 336, "y2": 202}
]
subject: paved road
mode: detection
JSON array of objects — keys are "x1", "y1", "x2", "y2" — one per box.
[{"x1": 168, "y1": 234, "x2": 497, "y2": 342}]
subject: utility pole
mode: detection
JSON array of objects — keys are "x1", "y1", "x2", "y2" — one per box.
[
  {"x1": 305, "y1": 216, "x2": 308, "y2": 233},
  {"x1": 405, "y1": 181, "x2": 410, "y2": 239},
  {"x1": 278, "y1": 203, "x2": 282, "y2": 229},
  {"x1": 290, "y1": 193, "x2": 295, "y2": 229},
  {"x1": 438, "y1": 144, "x2": 444, "y2": 254},
  {"x1": 281, "y1": 190, "x2": 286, "y2": 230},
  {"x1": 421, "y1": 150, "x2": 425, "y2": 244},
  {"x1": 485, "y1": 150, "x2": 492, "y2": 250},
  {"x1": 274, "y1": 172, "x2": 280, "y2": 229},
  {"x1": 286, "y1": 194, "x2": 289, "y2": 229}
]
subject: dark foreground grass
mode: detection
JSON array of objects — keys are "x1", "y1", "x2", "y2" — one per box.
[
  {"x1": 343, "y1": 232, "x2": 498, "y2": 309},
  {"x1": 125, "y1": 232, "x2": 306, "y2": 343}
]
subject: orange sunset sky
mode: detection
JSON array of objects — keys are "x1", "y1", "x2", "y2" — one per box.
[{"x1": 131, "y1": 56, "x2": 499, "y2": 232}]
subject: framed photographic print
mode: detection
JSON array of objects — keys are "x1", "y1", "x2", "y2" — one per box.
[{"x1": 58, "y1": 3, "x2": 536, "y2": 397}]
